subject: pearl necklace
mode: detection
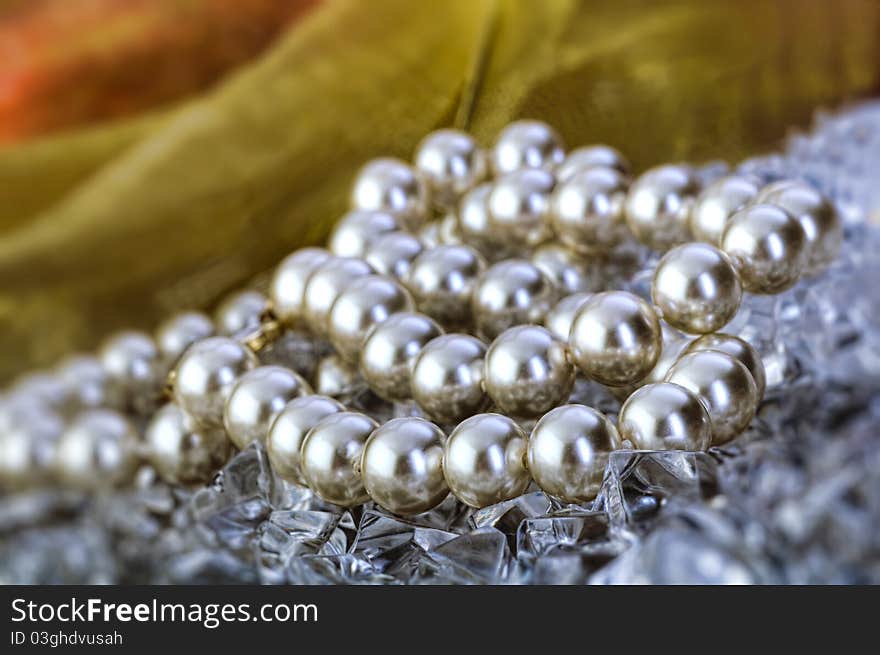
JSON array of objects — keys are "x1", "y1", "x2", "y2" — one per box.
[{"x1": 0, "y1": 120, "x2": 841, "y2": 519}]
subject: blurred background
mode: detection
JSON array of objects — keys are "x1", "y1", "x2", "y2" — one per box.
[{"x1": 0, "y1": 0, "x2": 878, "y2": 382}]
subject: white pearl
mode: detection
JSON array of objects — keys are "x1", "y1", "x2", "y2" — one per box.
[
  {"x1": 0, "y1": 407, "x2": 63, "y2": 489},
  {"x1": 223, "y1": 365, "x2": 311, "y2": 449},
  {"x1": 543, "y1": 292, "x2": 593, "y2": 341},
  {"x1": 327, "y1": 275, "x2": 414, "y2": 363},
  {"x1": 270, "y1": 248, "x2": 332, "y2": 327},
  {"x1": 214, "y1": 290, "x2": 268, "y2": 337},
  {"x1": 403, "y1": 244, "x2": 485, "y2": 327},
  {"x1": 98, "y1": 330, "x2": 163, "y2": 413},
  {"x1": 410, "y1": 334, "x2": 489, "y2": 424},
  {"x1": 328, "y1": 209, "x2": 401, "y2": 258},
  {"x1": 361, "y1": 417, "x2": 448, "y2": 516},
  {"x1": 56, "y1": 354, "x2": 121, "y2": 411},
  {"x1": 364, "y1": 231, "x2": 424, "y2": 280},
  {"x1": 609, "y1": 326, "x2": 691, "y2": 401},
  {"x1": 528, "y1": 404, "x2": 620, "y2": 503},
  {"x1": 300, "y1": 411, "x2": 378, "y2": 506},
  {"x1": 689, "y1": 174, "x2": 760, "y2": 244},
  {"x1": 155, "y1": 311, "x2": 215, "y2": 363},
  {"x1": 457, "y1": 183, "x2": 517, "y2": 261},
  {"x1": 683, "y1": 332, "x2": 766, "y2": 400},
  {"x1": 360, "y1": 311, "x2": 443, "y2": 401},
  {"x1": 618, "y1": 382, "x2": 711, "y2": 451},
  {"x1": 55, "y1": 409, "x2": 140, "y2": 489},
  {"x1": 472, "y1": 259, "x2": 558, "y2": 340},
  {"x1": 9, "y1": 371, "x2": 71, "y2": 414},
  {"x1": 484, "y1": 325, "x2": 575, "y2": 418},
  {"x1": 443, "y1": 413, "x2": 530, "y2": 508},
  {"x1": 625, "y1": 164, "x2": 699, "y2": 250},
  {"x1": 313, "y1": 354, "x2": 362, "y2": 398},
  {"x1": 174, "y1": 336, "x2": 258, "y2": 428},
  {"x1": 145, "y1": 403, "x2": 230, "y2": 484},
  {"x1": 267, "y1": 395, "x2": 344, "y2": 485},
  {"x1": 487, "y1": 168, "x2": 555, "y2": 250},
  {"x1": 531, "y1": 242, "x2": 594, "y2": 295},
  {"x1": 302, "y1": 256, "x2": 374, "y2": 333},
  {"x1": 556, "y1": 145, "x2": 630, "y2": 182},
  {"x1": 351, "y1": 157, "x2": 430, "y2": 230},
  {"x1": 492, "y1": 120, "x2": 564, "y2": 174},
  {"x1": 415, "y1": 129, "x2": 488, "y2": 210},
  {"x1": 550, "y1": 166, "x2": 630, "y2": 254}
]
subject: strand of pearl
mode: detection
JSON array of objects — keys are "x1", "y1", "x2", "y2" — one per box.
[{"x1": 0, "y1": 120, "x2": 840, "y2": 518}]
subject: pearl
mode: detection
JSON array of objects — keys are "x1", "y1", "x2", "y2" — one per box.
[
  {"x1": 543, "y1": 292, "x2": 593, "y2": 341},
  {"x1": 270, "y1": 248, "x2": 332, "y2": 327},
  {"x1": 0, "y1": 408, "x2": 63, "y2": 489},
  {"x1": 443, "y1": 413, "x2": 530, "y2": 508},
  {"x1": 757, "y1": 179, "x2": 841, "y2": 272},
  {"x1": 313, "y1": 354, "x2": 362, "y2": 398},
  {"x1": 438, "y1": 212, "x2": 462, "y2": 245},
  {"x1": 530, "y1": 243, "x2": 593, "y2": 295},
  {"x1": 609, "y1": 327, "x2": 691, "y2": 401},
  {"x1": 364, "y1": 231, "x2": 424, "y2": 280},
  {"x1": 651, "y1": 242, "x2": 742, "y2": 334},
  {"x1": 683, "y1": 333, "x2": 766, "y2": 400},
  {"x1": 223, "y1": 365, "x2": 311, "y2": 449},
  {"x1": 155, "y1": 311, "x2": 215, "y2": 363},
  {"x1": 625, "y1": 164, "x2": 699, "y2": 250},
  {"x1": 410, "y1": 334, "x2": 489, "y2": 423},
  {"x1": 56, "y1": 355, "x2": 121, "y2": 411},
  {"x1": 487, "y1": 168, "x2": 555, "y2": 250},
  {"x1": 528, "y1": 404, "x2": 620, "y2": 503},
  {"x1": 55, "y1": 409, "x2": 140, "y2": 488},
  {"x1": 403, "y1": 244, "x2": 486, "y2": 327},
  {"x1": 328, "y1": 209, "x2": 401, "y2": 258},
  {"x1": 9, "y1": 371, "x2": 71, "y2": 415},
  {"x1": 214, "y1": 290, "x2": 268, "y2": 337},
  {"x1": 327, "y1": 275, "x2": 413, "y2": 363},
  {"x1": 689, "y1": 174, "x2": 761, "y2": 244},
  {"x1": 457, "y1": 183, "x2": 517, "y2": 260},
  {"x1": 351, "y1": 157, "x2": 430, "y2": 230},
  {"x1": 300, "y1": 411, "x2": 378, "y2": 506},
  {"x1": 302, "y1": 256, "x2": 374, "y2": 333},
  {"x1": 267, "y1": 395, "x2": 344, "y2": 485},
  {"x1": 415, "y1": 129, "x2": 488, "y2": 210},
  {"x1": 484, "y1": 325, "x2": 575, "y2": 417},
  {"x1": 472, "y1": 259, "x2": 558, "y2": 340},
  {"x1": 361, "y1": 417, "x2": 448, "y2": 515},
  {"x1": 174, "y1": 336, "x2": 259, "y2": 428},
  {"x1": 360, "y1": 312, "x2": 443, "y2": 401},
  {"x1": 568, "y1": 291, "x2": 662, "y2": 387},
  {"x1": 550, "y1": 166, "x2": 630, "y2": 254},
  {"x1": 145, "y1": 403, "x2": 230, "y2": 484},
  {"x1": 720, "y1": 203, "x2": 807, "y2": 294},
  {"x1": 556, "y1": 145, "x2": 631, "y2": 182},
  {"x1": 492, "y1": 119, "x2": 564, "y2": 174},
  {"x1": 666, "y1": 350, "x2": 758, "y2": 445},
  {"x1": 98, "y1": 330, "x2": 163, "y2": 413},
  {"x1": 618, "y1": 382, "x2": 711, "y2": 451}
]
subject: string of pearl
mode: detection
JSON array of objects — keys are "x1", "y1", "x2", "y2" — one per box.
[{"x1": 0, "y1": 120, "x2": 840, "y2": 518}]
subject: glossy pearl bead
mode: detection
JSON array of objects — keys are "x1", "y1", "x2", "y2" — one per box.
[
  {"x1": 327, "y1": 275, "x2": 414, "y2": 363},
  {"x1": 666, "y1": 350, "x2": 758, "y2": 446},
  {"x1": 625, "y1": 164, "x2": 699, "y2": 251},
  {"x1": 487, "y1": 168, "x2": 555, "y2": 249},
  {"x1": 550, "y1": 166, "x2": 630, "y2": 254},
  {"x1": 300, "y1": 411, "x2": 378, "y2": 506},
  {"x1": 98, "y1": 331, "x2": 163, "y2": 412},
  {"x1": 444, "y1": 413, "x2": 530, "y2": 508},
  {"x1": 543, "y1": 292, "x2": 593, "y2": 342},
  {"x1": 721, "y1": 203, "x2": 808, "y2": 294},
  {"x1": 173, "y1": 336, "x2": 259, "y2": 428},
  {"x1": 683, "y1": 332, "x2": 766, "y2": 400},
  {"x1": 609, "y1": 328, "x2": 691, "y2": 401},
  {"x1": 145, "y1": 403, "x2": 230, "y2": 484},
  {"x1": 618, "y1": 382, "x2": 711, "y2": 451},
  {"x1": 302, "y1": 256, "x2": 374, "y2": 333},
  {"x1": 270, "y1": 248, "x2": 332, "y2": 327},
  {"x1": 651, "y1": 242, "x2": 742, "y2": 334},
  {"x1": 267, "y1": 395, "x2": 344, "y2": 485},
  {"x1": 528, "y1": 404, "x2": 620, "y2": 503},
  {"x1": 56, "y1": 355, "x2": 120, "y2": 411},
  {"x1": 530, "y1": 242, "x2": 593, "y2": 295},
  {"x1": 472, "y1": 259, "x2": 558, "y2": 340},
  {"x1": 55, "y1": 409, "x2": 140, "y2": 489},
  {"x1": 404, "y1": 244, "x2": 485, "y2": 327},
  {"x1": 351, "y1": 157, "x2": 430, "y2": 230},
  {"x1": 556, "y1": 145, "x2": 631, "y2": 181},
  {"x1": 364, "y1": 231, "x2": 424, "y2": 280},
  {"x1": 568, "y1": 291, "x2": 662, "y2": 387},
  {"x1": 410, "y1": 334, "x2": 489, "y2": 424},
  {"x1": 214, "y1": 290, "x2": 268, "y2": 337},
  {"x1": 360, "y1": 312, "x2": 443, "y2": 401},
  {"x1": 689, "y1": 174, "x2": 760, "y2": 244},
  {"x1": 492, "y1": 120, "x2": 564, "y2": 174},
  {"x1": 327, "y1": 209, "x2": 401, "y2": 258},
  {"x1": 313, "y1": 354, "x2": 361, "y2": 398},
  {"x1": 0, "y1": 409, "x2": 63, "y2": 489},
  {"x1": 457, "y1": 183, "x2": 516, "y2": 261},
  {"x1": 361, "y1": 417, "x2": 448, "y2": 516},
  {"x1": 757, "y1": 179, "x2": 841, "y2": 272},
  {"x1": 484, "y1": 325, "x2": 575, "y2": 417},
  {"x1": 223, "y1": 365, "x2": 311, "y2": 449},
  {"x1": 155, "y1": 311, "x2": 215, "y2": 363},
  {"x1": 415, "y1": 129, "x2": 488, "y2": 210}
]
